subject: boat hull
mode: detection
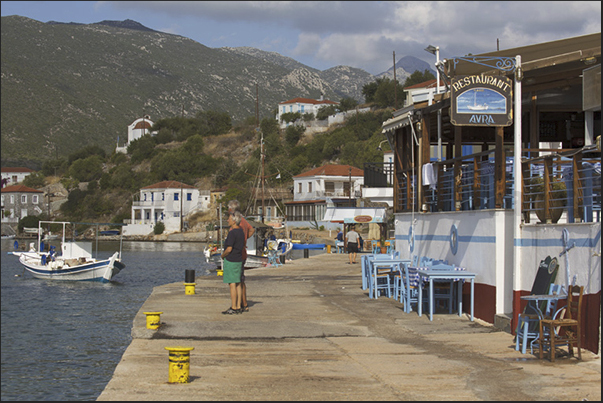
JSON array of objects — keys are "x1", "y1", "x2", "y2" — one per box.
[{"x1": 12, "y1": 251, "x2": 123, "y2": 282}]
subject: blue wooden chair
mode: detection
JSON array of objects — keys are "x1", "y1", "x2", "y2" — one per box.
[
  {"x1": 371, "y1": 240, "x2": 380, "y2": 254},
  {"x1": 515, "y1": 284, "x2": 563, "y2": 354},
  {"x1": 369, "y1": 259, "x2": 395, "y2": 299}
]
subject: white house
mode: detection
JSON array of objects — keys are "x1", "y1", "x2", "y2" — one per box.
[
  {"x1": 403, "y1": 78, "x2": 446, "y2": 107},
  {"x1": 115, "y1": 115, "x2": 157, "y2": 154},
  {"x1": 277, "y1": 96, "x2": 338, "y2": 128},
  {"x1": 285, "y1": 164, "x2": 364, "y2": 229},
  {"x1": 1, "y1": 167, "x2": 34, "y2": 187},
  {"x1": 123, "y1": 180, "x2": 202, "y2": 235}
]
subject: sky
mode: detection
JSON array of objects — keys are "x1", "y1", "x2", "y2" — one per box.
[{"x1": 1, "y1": 1, "x2": 601, "y2": 75}]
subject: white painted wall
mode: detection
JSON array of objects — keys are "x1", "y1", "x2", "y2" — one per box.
[{"x1": 394, "y1": 209, "x2": 601, "y2": 317}]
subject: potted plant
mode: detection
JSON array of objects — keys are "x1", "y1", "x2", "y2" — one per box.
[{"x1": 529, "y1": 177, "x2": 567, "y2": 223}]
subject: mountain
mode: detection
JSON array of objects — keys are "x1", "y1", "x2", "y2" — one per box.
[
  {"x1": 377, "y1": 55, "x2": 436, "y2": 84},
  {"x1": 1, "y1": 16, "x2": 376, "y2": 166}
]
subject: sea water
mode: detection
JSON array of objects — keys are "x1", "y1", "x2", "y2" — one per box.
[{"x1": 1, "y1": 239, "x2": 212, "y2": 401}]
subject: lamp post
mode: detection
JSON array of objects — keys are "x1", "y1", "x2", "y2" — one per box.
[{"x1": 425, "y1": 45, "x2": 442, "y2": 161}]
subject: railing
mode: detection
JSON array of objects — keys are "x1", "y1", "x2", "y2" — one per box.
[
  {"x1": 364, "y1": 162, "x2": 394, "y2": 187},
  {"x1": 394, "y1": 146, "x2": 601, "y2": 224}
]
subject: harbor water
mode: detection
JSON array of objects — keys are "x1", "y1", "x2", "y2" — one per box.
[{"x1": 1, "y1": 239, "x2": 213, "y2": 401}]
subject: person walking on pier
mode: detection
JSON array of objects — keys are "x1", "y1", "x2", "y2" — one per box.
[
  {"x1": 228, "y1": 200, "x2": 254, "y2": 312},
  {"x1": 345, "y1": 225, "x2": 360, "y2": 264},
  {"x1": 220, "y1": 211, "x2": 245, "y2": 314}
]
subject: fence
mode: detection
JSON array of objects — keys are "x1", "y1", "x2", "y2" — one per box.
[{"x1": 393, "y1": 146, "x2": 600, "y2": 224}]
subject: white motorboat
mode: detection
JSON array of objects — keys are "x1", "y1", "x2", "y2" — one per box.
[{"x1": 9, "y1": 221, "x2": 125, "y2": 282}]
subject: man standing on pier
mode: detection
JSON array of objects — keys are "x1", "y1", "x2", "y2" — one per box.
[{"x1": 228, "y1": 200, "x2": 254, "y2": 312}]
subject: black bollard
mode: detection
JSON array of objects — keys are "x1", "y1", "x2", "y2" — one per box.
[
  {"x1": 279, "y1": 254, "x2": 286, "y2": 265},
  {"x1": 185, "y1": 269, "x2": 195, "y2": 283},
  {"x1": 303, "y1": 249, "x2": 309, "y2": 258}
]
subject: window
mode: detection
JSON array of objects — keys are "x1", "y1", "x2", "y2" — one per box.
[
  {"x1": 32, "y1": 195, "x2": 38, "y2": 204},
  {"x1": 301, "y1": 105, "x2": 305, "y2": 113},
  {"x1": 10, "y1": 195, "x2": 14, "y2": 204},
  {"x1": 308, "y1": 182, "x2": 312, "y2": 193},
  {"x1": 21, "y1": 195, "x2": 27, "y2": 203},
  {"x1": 325, "y1": 181, "x2": 335, "y2": 194},
  {"x1": 143, "y1": 193, "x2": 147, "y2": 201},
  {"x1": 187, "y1": 193, "x2": 192, "y2": 201},
  {"x1": 151, "y1": 192, "x2": 154, "y2": 201},
  {"x1": 12, "y1": 175, "x2": 17, "y2": 183},
  {"x1": 174, "y1": 192, "x2": 179, "y2": 201},
  {"x1": 282, "y1": 106, "x2": 286, "y2": 113},
  {"x1": 1, "y1": 195, "x2": 4, "y2": 204},
  {"x1": 298, "y1": 183, "x2": 302, "y2": 193},
  {"x1": 162, "y1": 193, "x2": 165, "y2": 201}
]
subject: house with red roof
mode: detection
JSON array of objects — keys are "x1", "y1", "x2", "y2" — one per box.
[
  {"x1": 124, "y1": 180, "x2": 208, "y2": 235},
  {"x1": 284, "y1": 164, "x2": 364, "y2": 229},
  {"x1": 1, "y1": 184, "x2": 44, "y2": 223},
  {"x1": 1, "y1": 167, "x2": 35, "y2": 187},
  {"x1": 277, "y1": 95, "x2": 339, "y2": 129}
]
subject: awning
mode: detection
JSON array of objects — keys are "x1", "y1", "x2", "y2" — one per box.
[
  {"x1": 382, "y1": 105, "x2": 416, "y2": 134},
  {"x1": 323, "y1": 207, "x2": 388, "y2": 224}
]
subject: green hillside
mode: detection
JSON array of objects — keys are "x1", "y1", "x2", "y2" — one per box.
[{"x1": 1, "y1": 16, "x2": 374, "y2": 167}]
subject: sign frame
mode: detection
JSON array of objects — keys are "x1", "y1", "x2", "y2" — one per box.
[{"x1": 450, "y1": 75, "x2": 513, "y2": 127}]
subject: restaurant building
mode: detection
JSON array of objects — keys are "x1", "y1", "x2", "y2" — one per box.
[{"x1": 382, "y1": 33, "x2": 600, "y2": 352}]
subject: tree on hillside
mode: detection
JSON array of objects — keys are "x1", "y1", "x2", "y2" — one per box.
[
  {"x1": 362, "y1": 77, "x2": 405, "y2": 108},
  {"x1": 403, "y1": 69, "x2": 436, "y2": 88},
  {"x1": 339, "y1": 96, "x2": 358, "y2": 112}
]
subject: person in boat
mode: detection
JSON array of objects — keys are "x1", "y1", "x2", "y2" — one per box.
[
  {"x1": 220, "y1": 211, "x2": 245, "y2": 315},
  {"x1": 345, "y1": 224, "x2": 360, "y2": 264},
  {"x1": 227, "y1": 199, "x2": 254, "y2": 313}
]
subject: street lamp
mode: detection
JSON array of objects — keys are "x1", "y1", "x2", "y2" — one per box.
[
  {"x1": 376, "y1": 140, "x2": 389, "y2": 151},
  {"x1": 425, "y1": 44, "x2": 442, "y2": 161}
]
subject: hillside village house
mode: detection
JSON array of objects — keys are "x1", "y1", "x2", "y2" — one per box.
[
  {"x1": 115, "y1": 115, "x2": 157, "y2": 154},
  {"x1": 277, "y1": 96, "x2": 338, "y2": 129},
  {"x1": 1, "y1": 185, "x2": 44, "y2": 223},
  {"x1": 285, "y1": 164, "x2": 363, "y2": 229},
  {"x1": 1, "y1": 167, "x2": 34, "y2": 187},
  {"x1": 123, "y1": 180, "x2": 208, "y2": 235}
]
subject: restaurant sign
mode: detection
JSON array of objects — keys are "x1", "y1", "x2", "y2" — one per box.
[{"x1": 450, "y1": 75, "x2": 513, "y2": 127}]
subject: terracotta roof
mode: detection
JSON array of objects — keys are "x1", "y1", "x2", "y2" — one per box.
[
  {"x1": 1, "y1": 167, "x2": 34, "y2": 173},
  {"x1": 134, "y1": 121, "x2": 153, "y2": 130},
  {"x1": 294, "y1": 164, "x2": 363, "y2": 178},
  {"x1": 404, "y1": 78, "x2": 445, "y2": 90},
  {"x1": 279, "y1": 97, "x2": 338, "y2": 105},
  {"x1": 1, "y1": 184, "x2": 43, "y2": 193},
  {"x1": 141, "y1": 181, "x2": 195, "y2": 190}
]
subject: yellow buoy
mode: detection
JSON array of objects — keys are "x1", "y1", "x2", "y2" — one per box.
[
  {"x1": 143, "y1": 311, "x2": 163, "y2": 330},
  {"x1": 184, "y1": 282, "x2": 196, "y2": 295},
  {"x1": 165, "y1": 346, "x2": 194, "y2": 383}
]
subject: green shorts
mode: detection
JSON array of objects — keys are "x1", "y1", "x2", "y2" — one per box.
[{"x1": 222, "y1": 259, "x2": 242, "y2": 284}]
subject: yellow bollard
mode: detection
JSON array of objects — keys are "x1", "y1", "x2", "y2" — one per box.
[
  {"x1": 165, "y1": 346, "x2": 194, "y2": 383},
  {"x1": 327, "y1": 245, "x2": 332, "y2": 254},
  {"x1": 143, "y1": 311, "x2": 163, "y2": 330},
  {"x1": 184, "y1": 282, "x2": 196, "y2": 295}
]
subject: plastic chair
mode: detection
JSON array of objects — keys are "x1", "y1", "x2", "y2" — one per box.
[
  {"x1": 539, "y1": 285, "x2": 584, "y2": 362},
  {"x1": 515, "y1": 284, "x2": 562, "y2": 354}
]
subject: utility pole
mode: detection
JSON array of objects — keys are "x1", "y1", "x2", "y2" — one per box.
[
  {"x1": 348, "y1": 167, "x2": 352, "y2": 207},
  {"x1": 180, "y1": 183, "x2": 183, "y2": 232},
  {"x1": 393, "y1": 51, "x2": 397, "y2": 110}
]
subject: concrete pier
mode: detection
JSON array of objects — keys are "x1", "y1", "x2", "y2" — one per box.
[{"x1": 98, "y1": 253, "x2": 600, "y2": 401}]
